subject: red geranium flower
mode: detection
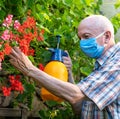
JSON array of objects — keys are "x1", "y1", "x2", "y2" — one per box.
[
  {"x1": 38, "y1": 63, "x2": 44, "y2": 71},
  {"x1": 2, "y1": 86, "x2": 11, "y2": 96},
  {"x1": 2, "y1": 75, "x2": 24, "y2": 96},
  {"x1": 0, "y1": 14, "x2": 44, "y2": 65}
]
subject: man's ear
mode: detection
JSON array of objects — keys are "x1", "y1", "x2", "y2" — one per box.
[{"x1": 104, "y1": 31, "x2": 111, "y2": 44}]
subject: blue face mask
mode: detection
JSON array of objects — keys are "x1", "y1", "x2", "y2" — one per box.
[{"x1": 80, "y1": 32, "x2": 105, "y2": 59}]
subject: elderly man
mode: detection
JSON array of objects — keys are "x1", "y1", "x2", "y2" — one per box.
[{"x1": 9, "y1": 15, "x2": 120, "y2": 119}]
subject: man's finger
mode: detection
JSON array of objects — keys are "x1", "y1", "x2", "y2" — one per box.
[
  {"x1": 13, "y1": 47, "x2": 22, "y2": 55},
  {"x1": 9, "y1": 59, "x2": 17, "y2": 66},
  {"x1": 9, "y1": 53, "x2": 16, "y2": 60},
  {"x1": 9, "y1": 47, "x2": 22, "y2": 59}
]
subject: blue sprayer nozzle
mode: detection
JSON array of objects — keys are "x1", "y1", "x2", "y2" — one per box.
[{"x1": 46, "y1": 35, "x2": 68, "y2": 62}]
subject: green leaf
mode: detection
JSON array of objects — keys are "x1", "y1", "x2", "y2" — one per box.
[
  {"x1": 81, "y1": 0, "x2": 94, "y2": 6},
  {"x1": 114, "y1": 0, "x2": 120, "y2": 9},
  {"x1": 39, "y1": 109, "x2": 50, "y2": 118},
  {"x1": 26, "y1": 0, "x2": 35, "y2": 9},
  {"x1": 80, "y1": 66, "x2": 92, "y2": 76},
  {"x1": 41, "y1": 12, "x2": 51, "y2": 21},
  {"x1": 62, "y1": 0, "x2": 73, "y2": 7},
  {"x1": 46, "y1": 100, "x2": 59, "y2": 107},
  {"x1": 28, "y1": 56, "x2": 35, "y2": 63}
]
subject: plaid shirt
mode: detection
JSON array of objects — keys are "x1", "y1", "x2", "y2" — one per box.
[{"x1": 77, "y1": 42, "x2": 120, "y2": 119}]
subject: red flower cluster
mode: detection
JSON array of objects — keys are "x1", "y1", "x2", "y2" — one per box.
[
  {"x1": 0, "y1": 14, "x2": 45, "y2": 98},
  {"x1": 2, "y1": 75, "x2": 24, "y2": 96},
  {"x1": 0, "y1": 14, "x2": 44, "y2": 65},
  {"x1": 38, "y1": 63, "x2": 44, "y2": 71}
]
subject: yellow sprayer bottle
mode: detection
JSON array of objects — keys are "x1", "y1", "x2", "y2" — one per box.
[{"x1": 41, "y1": 35, "x2": 68, "y2": 102}]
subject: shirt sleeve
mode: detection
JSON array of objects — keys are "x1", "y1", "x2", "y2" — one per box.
[{"x1": 77, "y1": 58, "x2": 120, "y2": 110}]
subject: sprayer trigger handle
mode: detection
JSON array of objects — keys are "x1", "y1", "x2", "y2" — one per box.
[{"x1": 62, "y1": 51, "x2": 68, "y2": 57}]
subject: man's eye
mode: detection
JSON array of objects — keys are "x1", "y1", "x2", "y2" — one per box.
[
  {"x1": 84, "y1": 35, "x2": 90, "y2": 39},
  {"x1": 80, "y1": 34, "x2": 92, "y2": 40}
]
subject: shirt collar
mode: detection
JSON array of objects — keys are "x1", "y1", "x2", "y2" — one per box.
[{"x1": 96, "y1": 42, "x2": 120, "y2": 67}]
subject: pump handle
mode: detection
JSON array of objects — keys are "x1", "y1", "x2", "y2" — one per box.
[
  {"x1": 56, "y1": 35, "x2": 61, "y2": 49},
  {"x1": 62, "y1": 51, "x2": 68, "y2": 57}
]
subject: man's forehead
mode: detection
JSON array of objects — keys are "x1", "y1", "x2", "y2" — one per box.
[
  {"x1": 79, "y1": 18, "x2": 96, "y2": 28},
  {"x1": 78, "y1": 22, "x2": 97, "y2": 34},
  {"x1": 78, "y1": 18, "x2": 101, "y2": 34}
]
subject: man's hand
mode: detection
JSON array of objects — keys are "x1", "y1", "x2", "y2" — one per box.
[
  {"x1": 62, "y1": 51, "x2": 72, "y2": 71},
  {"x1": 9, "y1": 47, "x2": 34, "y2": 76},
  {"x1": 62, "y1": 51, "x2": 74, "y2": 84}
]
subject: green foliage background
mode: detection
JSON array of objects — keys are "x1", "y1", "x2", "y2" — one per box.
[
  {"x1": 0, "y1": 0, "x2": 120, "y2": 118},
  {"x1": 0, "y1": 0, "x2": 103, "y2": 79}
]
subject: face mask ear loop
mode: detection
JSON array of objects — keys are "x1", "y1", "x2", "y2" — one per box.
[{"x1": 95, "y1": 31, "x2": 105, "y2": 39}]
